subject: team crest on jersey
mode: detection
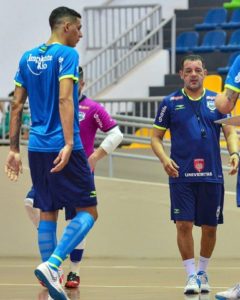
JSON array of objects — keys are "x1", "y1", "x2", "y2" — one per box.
[
  {"x1": 194, "y1": 158, "x2": 205, "y2": 172},
  {"x1": 206, "y1": 100, "x2": 216, "y2": 111},
  {"x1": 79, "y1": 111, "x2": 86, "y2": 121}
]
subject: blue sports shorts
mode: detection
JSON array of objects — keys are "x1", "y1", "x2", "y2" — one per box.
[
  {"x1": 169, "y1": 182, "x2": 224, "y2": 226},
  {"x1": 28, "y1": 150, "x2": 97, "y2": 212}
]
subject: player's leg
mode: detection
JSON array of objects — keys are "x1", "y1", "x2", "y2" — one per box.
[
  {"x1": 64, "y1": 206, "x2": 86, "y2": 288},
  {"x1": 170, "y1": 183, "x2": 200, "y2": 294},
  {"x1": 196, "y1": 183, "x2": 224, "y2": 294},
  {"x1": 24, "y1": 186, "x2": 40, "y2": 228},
  {"x1": 29, "y1": 151, "x2": 68, "y2": 300},
  {"x1": 34, "y1": 150, "x2": 97, "y2": 299}
]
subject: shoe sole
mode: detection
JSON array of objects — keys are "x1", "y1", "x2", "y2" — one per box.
[
  {"x1": 184, "y1": 290, "x2": 200, "y2": 295},
  {"x1": 35, "y1": 269, "x2": 68, "y2": 300},
  {"x1": 215, "y1": 296, "x2": 228, "y2": 300},
  {"x1": 65, "y1": 282, "x2": 80, "y2": 289}
]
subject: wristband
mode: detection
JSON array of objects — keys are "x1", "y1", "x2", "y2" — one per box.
[{"x1": 230, "y1": 152, "x2": 240, "y2": 158}]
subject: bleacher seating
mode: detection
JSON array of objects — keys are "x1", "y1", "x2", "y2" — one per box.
[
  {"x1": 220, "y1": 29, "x2": 240, "y2": 51},
  {"x1": 221, "y1": 8, "x2": 240, "y2": 28},
  {"x1": 192, "y1": 30, "x2": 226, "y2": 52},
  {"x1": 175, "y1": 31, "x2": 199, "y2": 54},
  {"x1": 203, "y1": 75, "x2": 223, "y2": 93},
  {"x1": 217, "y1": 51, "x2": 240, "y2": 74},
  {"x1": 195, "y1": 8, "x2": 227, "y2": 30}
]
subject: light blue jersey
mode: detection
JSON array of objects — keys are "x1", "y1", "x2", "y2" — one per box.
[{"x1": 15, "y1": 43, "x2": 82, "y2": 152}]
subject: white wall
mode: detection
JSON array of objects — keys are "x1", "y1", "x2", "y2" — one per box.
[
  {"x1": 96, "y1": 50, "x2": 169, "y2": 99},
  {"x1": 0, "y1": 0, "x2": 106, "y2": 97},
  {"x1": 0, "y1": 0, "x2": 187, "y2": 98}
]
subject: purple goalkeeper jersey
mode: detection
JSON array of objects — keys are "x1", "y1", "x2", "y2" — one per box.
[{"x1": 78, "y1": 95, "x2": 117, "y2": 157}]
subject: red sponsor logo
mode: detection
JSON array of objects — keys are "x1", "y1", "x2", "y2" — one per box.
[{"x1": 194, "y1": 159, "x2": 205, "y2": 172}]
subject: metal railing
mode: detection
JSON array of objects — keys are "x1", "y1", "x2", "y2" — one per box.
[
  {"x1": 84, "y1": 4, "x2": 158, "y2": 50},
  {"x1": 83, "y1": 5, "x2": 171, "y2": 97}
]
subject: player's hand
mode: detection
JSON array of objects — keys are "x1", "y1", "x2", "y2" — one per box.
[
  {"x1": 228, "y1": 153, "x2": 239, "y2": 175},
  {"x1": 50, "y1": 144, "x2": 73, "y2": 173},
  {"x1": 162, "y1": 157, "x2": 179, "y2": 178},
  {"x1": 5, "y1": 151, "x2": 23, "y2": 181}
]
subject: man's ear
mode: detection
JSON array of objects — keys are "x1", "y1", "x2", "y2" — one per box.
[{"x1": 179, "y1": 70, "x2": 184, "y2": 80}]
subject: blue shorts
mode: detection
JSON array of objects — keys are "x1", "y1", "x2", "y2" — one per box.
[
  {"x1": 237, "y1": 169, "x2": 240, "y2": 207},
  {"x1": 28, "y1": 150, "x2": 97, "y2": 212},
  {"x1": 169, "y1": 182, "x2": 224, "y2": 226}
]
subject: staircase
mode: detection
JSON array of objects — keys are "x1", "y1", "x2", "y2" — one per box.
[
  {"x1": 149, "y1": 0, "x2": 229, "y2": 96},
  {"x1": 82, "y1": 4, "x2": 176, "y2": 98}
]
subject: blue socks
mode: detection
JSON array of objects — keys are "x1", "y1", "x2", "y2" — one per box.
[
  {"x1": 48, "y1": 211, "x2": 94, "y2": 269},
  {"x1": 38, "y1": 220, "x2": 57, "y2": 262},
  {"x1": 70, "y1": 249, "x2": 84, "y2": 262}
]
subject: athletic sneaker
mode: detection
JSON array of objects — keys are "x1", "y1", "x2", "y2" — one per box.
[
  {"x1": 197, "y1": 271, "x2": 211, "y2": 293},
  {"x1": 59, "y1": 267, "x2": 64, "y2": 286},
  {"x1": 215, "y1": 283, "x2": 240, "y2": 299},
  {"x1": 65, "y1": 272, "x2": 80, "y2": 288},
  {"x1": 35, "y1": 262, "x2": 69, "y2": 300},
  {"x1": 184, "y1": 274, "x2": 201, "y2": 294},
  {"x1": 39, "y1": 266, "x2": 64, "y2": 287}
]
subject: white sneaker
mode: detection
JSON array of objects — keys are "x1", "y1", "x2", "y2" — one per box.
[
  {"x1": 58, "y1": 267, "x2": 64, "y2": 286},
  {"x1": 184, "y1": 274, "x2": 201, "y2": 294},
  {"x1": 215, "y1": 283, "x2": 240, "y2": 299},
  {"x1": 197, "y1": 271, "x2": 211, "y2": 293},
  {"x1": 35, "y1": 262, "x2": 69, "y2": 300}
]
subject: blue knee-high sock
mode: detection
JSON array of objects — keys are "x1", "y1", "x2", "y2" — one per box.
[
  {"x1": 48, "y1": 211, "x2": 94, "y2": 269},
  {"x1": 38, "y1": 220, "x2": 57, "y2": 262}
]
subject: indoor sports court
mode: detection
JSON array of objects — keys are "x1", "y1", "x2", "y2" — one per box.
[{"x1": 1, "y1": 147, "x2": 240, "y2": 300}]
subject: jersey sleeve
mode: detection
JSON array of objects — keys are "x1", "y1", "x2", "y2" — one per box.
[
  {"x1": 225, "y1": 55, "x2": 240, "y2": 93},
  {"x1": 153, "y1": 98, "x2": 170, "y2": 130},
  {"x1": 14, "y1": 54, "x2": 26, "y2": 88},
  {"x1": 58, "y1": 48, "x2": 79, "y2": 82},
  {"x1": 94, "y1": 103, "x2": 117, "y2": 132}
]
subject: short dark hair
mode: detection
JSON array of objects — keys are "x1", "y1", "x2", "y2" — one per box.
[
  {"x1": 49, "y1": 6, "x2": 81, "y2": 30},
  {"x1": 180, "y1": 54, "x2": 206, "y2": 70},
  {"x1": 79, "y1": 66, "x2": 84, "y2": 80}
]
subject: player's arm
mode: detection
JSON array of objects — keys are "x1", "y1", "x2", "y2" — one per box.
[
  {"x1": 51, "y1": 78, "x2": 74, "y2": 173},
  {"x1": 222, "y1": 124, "x2": 239, "y2": 175},
  {"x1": 151, "y1": 127, "x2": 179, "y2": 178},
  {"x1": 88, "y1": 126, "x2": 123, "y2": 170},
  {"x1": 5, "y1": 86, "x2": 27, "y2": 181},
  {"x1": 215, "y1": 88, "x2": 239, "y2": 114}
]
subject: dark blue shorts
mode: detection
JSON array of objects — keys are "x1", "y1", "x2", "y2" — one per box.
[
  {"x1": 169, "y1": 182, "x2": 224, "y2": 226},
  {"x1": 28, "y1": 150, "x2": 97, "y2": 212}
]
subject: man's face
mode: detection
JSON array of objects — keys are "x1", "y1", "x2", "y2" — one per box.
[
  {"x1": 179, "y1": 59, "x2": 207, "y2": 92},
  {"x1": 65, "y1": 17, "x2": 83, "y2": 47}
]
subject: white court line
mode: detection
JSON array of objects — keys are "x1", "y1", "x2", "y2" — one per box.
[
  {"x1": 0, "y1": 283, "x2": 232, "y2": 290},
  {"x1": 0, "y1": 264, "x2": 240, "y2": 270},
  {"x1": 22, "y1": 165, "x2": 236, "y2": 196},
  {"x1": 97, "y1": 176, "x2": 236, "y2": 196}
]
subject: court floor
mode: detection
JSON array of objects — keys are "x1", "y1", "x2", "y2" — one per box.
[{"x1": 1, "y1": 257, "x2": 240, "y2": 300}]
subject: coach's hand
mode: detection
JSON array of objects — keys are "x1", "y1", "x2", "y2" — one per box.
[
  {"x1": 162, "y1": 157, "x2": 179, "y2": 178},
  {"x1": 51, "y1": 144, "x2": 73, "y2": 173},
  {"x1": 5, "y1": 150, "x2": 23, "y2": 181}
]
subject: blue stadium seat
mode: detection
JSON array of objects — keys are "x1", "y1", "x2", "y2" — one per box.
[
  {"x1": 195, "y1": 8, "x2": 227, "y2": 30},
  {"x1": 221, "y1": 8, "x2": 240, "y2": 29},
  {"x1": 192, "y1": 30, "x2": 226, "y2": 52},
  {"x1": 220, "y1": 29, "x2": 240, "y2": 51},
  {"x1": 175, "y1": 31, "x2": 199, "y2": 53},
  {"x1": 217, "y1": 51, "x2": 240, "y2": 74}
]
